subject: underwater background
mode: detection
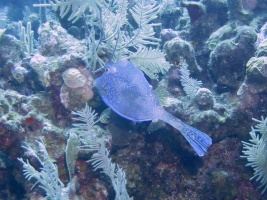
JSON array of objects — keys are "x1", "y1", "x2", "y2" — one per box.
[{"x1": 1, "y1": 0, "x2": 267, "y2": 199}]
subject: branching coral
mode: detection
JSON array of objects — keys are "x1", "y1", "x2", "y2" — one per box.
[
  {"x1": 18, "y1": 140, "x2": 65, "y2": 200},
  {"x1": 33, "y1": 0, "x2": 107, "y2": 23},
  {"x1": 0, "y1": 6, "x2": 8, "y2": 28},
  {"x1": 72, "y1": 104, "x2": 133, "y2": 199},
  {"x1": 179, "y1": 61, "x2": 203, "y2": 99}
]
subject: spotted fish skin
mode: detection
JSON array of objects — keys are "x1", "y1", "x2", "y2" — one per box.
[
  {"x1": 95, "y1": 60, "x2": 158, "y2": 121},
  {"x1": 95, "y1": 60, "x2": 212, "y2": 156}
]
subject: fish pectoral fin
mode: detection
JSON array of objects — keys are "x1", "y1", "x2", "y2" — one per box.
[{"x1": 147, "y1": 120, "x2": 165, "y2": 132}]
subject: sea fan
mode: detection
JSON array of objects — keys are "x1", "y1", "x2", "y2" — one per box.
[
  {"x1": 129, "y1": 47, "x2": 171, "y2": 80},
  {"x1": 109, "y1": 0, "x2": 163, "y2": 63},
  {"x1": 18, "y1": 140, "x2": 64, "y2": 199},
  {"x1": 72, "y1": 105, "x2": 133, "y2": 200},
  {"x1": 179, "y1": 61, "x2": 203, "y2": 99},
  {"x1": 89, "y1": 140, "x2": 133, "y2": 200},
  {"x1": 33, "y1": 0, "x2": 108, "y2": 23},
  {"x1": 71, "y1": 104, "x2": 100, "y2": 144},
  {"x1": 102, "y1": 0, "x2": 128, "y2": 42},
  {"x1": 127, "y1": 0, "x2": 162, "y2": 47}
]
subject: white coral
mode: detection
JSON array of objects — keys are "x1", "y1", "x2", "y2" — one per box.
[
  {"x1": 18, "y1": 140, "x2": 64, "y2": 199},
  {"x1": 0, "y1": 6, "x2": 8, "y2": 28},
  {"x1": 179, "y1": 61, "x2": 203, "y2": 99},
  {"x1": 241, "y1": 117, "x2": 267, "y2": 194}
]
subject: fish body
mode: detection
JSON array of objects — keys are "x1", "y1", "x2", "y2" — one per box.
[{"x1": 95, "y1": 60, "x2": 212, "y2": 156}]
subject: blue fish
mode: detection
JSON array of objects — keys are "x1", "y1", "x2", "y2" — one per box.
[{"x1": 95, "y1": 60, "x2": 212, "y2": 156}]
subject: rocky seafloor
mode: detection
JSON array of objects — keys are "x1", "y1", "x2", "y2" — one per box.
[{"x1": 1, "y1": 0, "x2": 267, "y2": 199}]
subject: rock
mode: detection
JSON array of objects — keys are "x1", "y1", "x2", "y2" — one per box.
[
  {"x1": 195, "y1": 88, "x2": 215, "y2": 109},
  {"x1": 237, "y1": 56, "x2": 267, "y2": 96},
  {"x1": 208, "y1": 25, "x2": 257, "y2": 91},
  {"x1": 164, "y1": 36, "x2": 202, "y2": 72},
  {"x1": 160, "y1": 29, "x2": 178, "y2": 44},
  {"x1": 181, "y1": 1, "x2": 206, "y2": 24},
  {"x1": 0, "y1": 34, "x2": 24, "y2": 66},
  {"x1": 30, "y1": 22, "x2": 87, "y2": 89},
  {"x1": 255, "y1": 22, "x2": 267, "y2": 57}
]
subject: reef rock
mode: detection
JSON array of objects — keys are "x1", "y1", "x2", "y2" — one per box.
[
  {"x1": 208, "y1": 25, "x2": 257, "y2": 91},
  {"x1": 30, "y1": 22, "x2": 87, "y2": 88},
  {"x1": 164, "y1": 36, "x2": 201, "y2": 72},
  {"x1": 238, "y1": 56, "x2": 267, "y2": 95}
]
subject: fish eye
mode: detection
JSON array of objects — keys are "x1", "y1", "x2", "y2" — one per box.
[{"x1": 107, "y1": 67, "x2": 117, "y2": 74}]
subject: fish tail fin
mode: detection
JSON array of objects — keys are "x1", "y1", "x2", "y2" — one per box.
[
  {"x1": 179, "y1": 122, "x2": 212, "y2": 156},
  {"x1": 159, "y1": 110, "x2": 212, "y2": 156}
]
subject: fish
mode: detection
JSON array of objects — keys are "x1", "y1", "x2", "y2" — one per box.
[{"x1": 95, "y1": 60, "x2": 212, "y2": 156}]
